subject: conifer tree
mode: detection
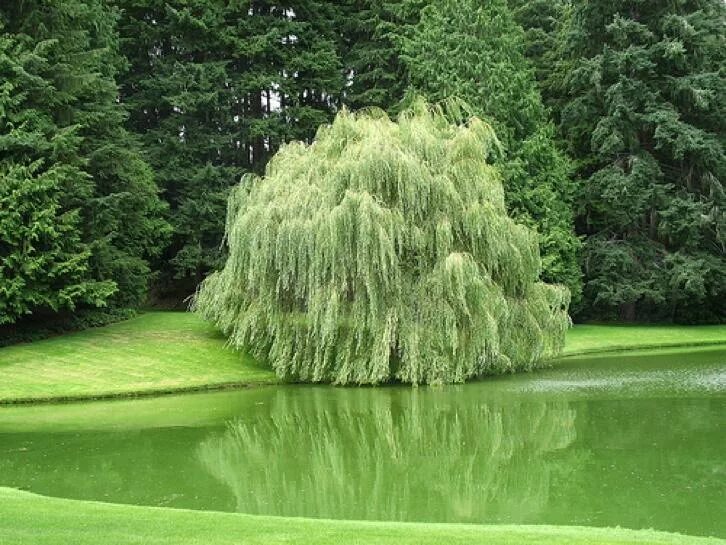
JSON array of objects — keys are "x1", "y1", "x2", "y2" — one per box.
[
  {"x1": 559, "y1": 0, "x2": 725, "y2": 322},
  {"x1": 507, "y1": 1, "x2": 565, "y2": 80},
  {"x1": 401, "y1": 0, "x2": 582, "y2": 304},
  {"x1": 0, "y1": 0, "x2": 166, "y2": 325},
  {"x1": 337, "y1": 0, "x2": 422, "y2": 112},
  {"x1": 117, "y1": 0, "x2": 342, "y2": 299},
  {"x1": 194, "y1": 102, "x2": 570, "y2": 385},
  {"x1": 508, "y1": 0, "x2": 570, "y2": 112}
]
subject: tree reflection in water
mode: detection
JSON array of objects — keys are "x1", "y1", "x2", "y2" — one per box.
[{"x1": 198, "y1": 388, "x2": 578, "y2": 522}]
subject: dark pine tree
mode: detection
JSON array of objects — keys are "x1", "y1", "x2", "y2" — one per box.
[
  {"x1": 508, "y1": 0, "x2": 570, "y2": 113},
  {"x1": 116, "y1": 0, "x2": 342, "y2": 302},
  {"x1": 559, "y1": 0, "x2": 725, "y2": 322},
  {"x1": 0, "y1": 0, "x2": 167, "y2": 328},
  {"x1": 336, "y1": 0, "x2": 423, "y2": 113}
]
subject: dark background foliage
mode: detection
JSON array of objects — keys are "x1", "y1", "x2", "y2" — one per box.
[{"x1": 1, "y1": 0, "x2": 723, "y2": 337}]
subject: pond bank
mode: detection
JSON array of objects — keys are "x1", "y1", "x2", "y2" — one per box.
[
  {"x1": 1, "y1": 488, "x2": 722, "y2": 545},
  {"x1": 1, "y1": 311, "x2": 725, "y2": 404}
]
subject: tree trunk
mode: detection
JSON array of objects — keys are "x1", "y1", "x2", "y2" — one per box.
[{"x1": 620, "y1": 302, "x2": 636, "y2": 322}]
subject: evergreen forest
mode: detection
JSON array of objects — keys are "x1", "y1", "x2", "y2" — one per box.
[{"x1": 2, "y1": 0, "x2": 724, "y2": 340}]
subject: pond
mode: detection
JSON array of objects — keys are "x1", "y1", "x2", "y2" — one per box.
[{"x1": 0, "y1": 347, "x2": 724, "y2": 538}]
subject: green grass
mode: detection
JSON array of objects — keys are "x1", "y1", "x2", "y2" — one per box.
[
  {"x1": 0, "y1": 312, "x2": 276, "y2": 403},
  {"x1": 1, "y1": 311, "x2": 725, "y2": 403},
  {"x1": 0, "y1": 487, "x2": 721, "y2": 545},
  {"x1": 562, "y1": 323, "x2": 726, "y2": 356}
]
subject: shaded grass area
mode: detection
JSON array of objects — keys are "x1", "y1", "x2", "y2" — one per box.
[
  {"x1": 0, "y1": 312, "x2": 276, "y2": 403},
  {"x1": 1, "y1": 312, "x2": 725, "y2": 403},
  {"x1": 0, "y1": 488, "x2": 722, "y2": 545}
]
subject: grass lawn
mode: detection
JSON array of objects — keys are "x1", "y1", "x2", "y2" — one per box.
[
  {"x1": 1, "y1": 311, "x2": 725, "y2": 403},
  {"x1": 0, "y1": 312, "x2": 276, "y2": 403},
  {"x1": 0, "y1": 487, "x2": 722, "y2": 545},
  {"x1": 563, "y1": 323, "x2": 726, "y2": 356}
]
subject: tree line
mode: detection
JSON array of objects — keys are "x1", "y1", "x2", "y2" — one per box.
[{"x1": 1, "y1": 0, "x2": 723, "y2": 337}]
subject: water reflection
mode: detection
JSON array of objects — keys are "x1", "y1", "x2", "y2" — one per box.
[{"x1": 198, "y1": 388, "x2": 578, "y2": 522}]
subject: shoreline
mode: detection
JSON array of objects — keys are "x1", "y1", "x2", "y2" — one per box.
[
  {"x1": 1, "y1": 487, "x2": 722, "y2": 545},
  {"x1": 1, "y1": 312, "x2": 725, "y2": 406}
]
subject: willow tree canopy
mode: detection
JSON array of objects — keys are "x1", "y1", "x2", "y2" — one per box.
[{"x1": 193, "y1": 100, "x2": 570, "y2": 385}]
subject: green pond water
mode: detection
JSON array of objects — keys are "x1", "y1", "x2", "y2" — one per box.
[{"x1": 0, "y1": 347, "x2": 724, "y2": 537}]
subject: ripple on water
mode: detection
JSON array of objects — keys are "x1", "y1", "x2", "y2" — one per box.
[{"x1": 493, "y1": 347, "x2": 726, "y2": 398}]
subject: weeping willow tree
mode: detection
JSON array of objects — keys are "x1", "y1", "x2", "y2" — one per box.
[{"x1": 193, "y1": 100, "x2": 570, "y2": 384}]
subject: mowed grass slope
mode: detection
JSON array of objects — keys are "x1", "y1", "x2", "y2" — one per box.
[
  {"x1": 1, "y1": 311, "x2": 725, "y2": 403},
  {"x1": 563, "y1": 323, "x2": 726, "y2": 356},
  {"x1": 0, "y1": 312, "x2": 276, "y2": 403},
  {"x1": 0, "y1": 488, "x2": 722, "y2": 545}
]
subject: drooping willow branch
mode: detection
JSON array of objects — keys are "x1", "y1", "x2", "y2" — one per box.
[{"x1": 193, "y1": 99, "x2": 570, "y2": 384}]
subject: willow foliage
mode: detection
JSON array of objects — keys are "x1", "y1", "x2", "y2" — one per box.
[{"x1": 194, "y1": 101, "x2": 570, "y2": 385}]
